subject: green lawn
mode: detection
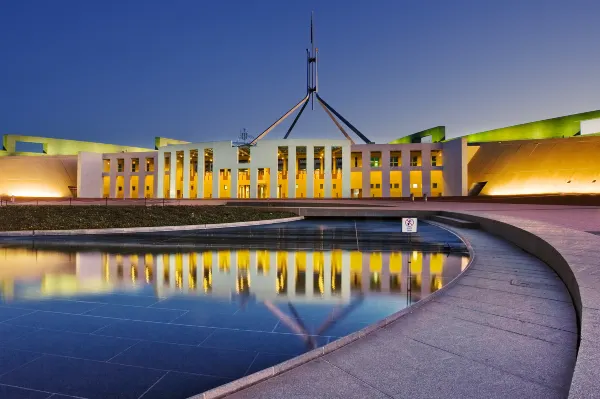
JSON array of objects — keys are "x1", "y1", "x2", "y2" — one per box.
[{"x1": 0, "y1": 205, "x2": 296, "y2": 231}]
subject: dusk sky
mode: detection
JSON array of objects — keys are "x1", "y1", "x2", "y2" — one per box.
[{"x1": 1, "y1": 0, "x2": 599, "y2": 147}]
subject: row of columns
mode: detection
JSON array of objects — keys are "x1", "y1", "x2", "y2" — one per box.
[
  {"x1": 358, "y1": 147, "x2": 435, "y2": 198},
  {"x1": 157, "y1": 145, "x2": 352, "y2": 199}
]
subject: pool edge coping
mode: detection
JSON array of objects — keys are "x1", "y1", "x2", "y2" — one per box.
[{"x1": 192, "y1": 220, "x2": 476, "y2": 399}]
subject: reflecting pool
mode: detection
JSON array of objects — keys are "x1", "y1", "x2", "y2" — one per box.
[{"x1": 0, "y1": 220, "x2": 469, "y2": 399}]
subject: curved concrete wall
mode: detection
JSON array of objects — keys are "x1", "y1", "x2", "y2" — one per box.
[{"x1": 443, "y1": 211, "x2": 597, "y2": 398}]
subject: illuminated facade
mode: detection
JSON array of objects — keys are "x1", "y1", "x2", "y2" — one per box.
[
  {"x1": 76, "y1": 137, "x2": 467, "y2": 199},
  {"x1": 3, "y1": 110, "x2": 600, "y2": 198}
]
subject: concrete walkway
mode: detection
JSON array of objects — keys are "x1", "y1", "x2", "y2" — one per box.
[{"x1": 222, "y1": 227, "x2": 578, "y2": 399}]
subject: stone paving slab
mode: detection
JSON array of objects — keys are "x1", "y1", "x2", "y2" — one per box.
[{"x1": 213, "y1": 226, "x2": 577, "y2": 399}]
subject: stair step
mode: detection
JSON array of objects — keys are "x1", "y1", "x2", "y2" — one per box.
[{"x1": 429, "y1": 215, "x2": 479, "y2": 229}]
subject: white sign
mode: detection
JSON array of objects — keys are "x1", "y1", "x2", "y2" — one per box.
[{"x1": 402, "y1": 217, "x2": 418, "y2": 233}]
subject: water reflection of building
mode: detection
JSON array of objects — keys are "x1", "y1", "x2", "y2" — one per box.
[{"x1": 0, "y1": 248, "x2": 467, "y2": 303}]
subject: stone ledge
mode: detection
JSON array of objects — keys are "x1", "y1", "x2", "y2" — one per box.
[{"x1": 0, "y1": 216, "x2": 304, "y2": 237}]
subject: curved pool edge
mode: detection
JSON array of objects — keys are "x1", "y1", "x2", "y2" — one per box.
[
  {"x1": 439, "y1": 211, "x2": 596, "y2": 399},
  {"x1": 0, "y1": 216, "x2": 304, "y2": 237},
  {"x1": 191, "y1": 221, "x2": 476, "y2": 399}
]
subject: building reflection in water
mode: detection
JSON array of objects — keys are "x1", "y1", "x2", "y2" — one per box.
[{"x1": 0, "y1": 247, "x2": 469, "y2": 303}]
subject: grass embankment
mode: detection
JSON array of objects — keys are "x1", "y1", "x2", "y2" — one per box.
[{"x1": 0, "y1": 206, "x2": 296, "y2": 231}]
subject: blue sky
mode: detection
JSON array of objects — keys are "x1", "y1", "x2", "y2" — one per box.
[{"x1": 1, "y1": 0, "x2": 599, "y2": 147}]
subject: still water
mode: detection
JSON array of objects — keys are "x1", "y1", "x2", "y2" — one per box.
[{"x1": 0, "y1": 245, "x2": 468, "y2": 398}]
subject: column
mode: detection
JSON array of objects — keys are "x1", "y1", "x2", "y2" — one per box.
[
  {"x1": 248, "y1": 167, "x2": 256, "y2": 198},
  {"x1": 306, "y1": 145, "x2": 314, "y2": 198},
  {"x1": 270, "y1": 156, "x2": 278, "y2": 198},
  {"x1": 421, "y1": 147, "x2": 431, "y2": 197},
  {"x1": 381, "y1": 150, "x2": 391, "y2": 198},
  {"x1": 362, "y1": 150, "x2": 371, "y2": 198},
  {"x1": 324, "y1": 146, "x2": 332, "y2": 198},
  {"x1": 183, "y1": 149, "x2": 190, "y2": 199},
  {"x1": 110, "y1": 157, "x2": 118, "y2": 198},
  {"x1": 230, "y1": 168, "x2": 238, "y2": 199},
  {"x1": 402, "y1": 149, "x2": 411, "y2": 197},
  {"x1": 212, "y1": 165, "x2": 220, "y2": 199},
  {"x1": 197, "y1": 147, "x2": 205, "y2": 199},
  {"x1": 123, "y1": 158, "x2": 131, "y2": 198},
  {"x1": 156, "y1": 152, "x2": 164, "y2": 199},
  {"x1": 169, "y1": 153, "x2": 177, "y2": 199},
  {"x1": 342, "y1": 146, "x2": 351, "y2": 198},
  {"x1": 288, "y1": 146, "x2": 296, "y2": 199}
]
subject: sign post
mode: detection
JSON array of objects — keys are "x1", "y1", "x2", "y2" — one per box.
[{"x1": 402, "y1": 218, "x2": 418, "y2": 303}]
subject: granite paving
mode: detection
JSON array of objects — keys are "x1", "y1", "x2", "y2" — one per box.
[{"x1": 225, "y1": 226, "x2": 578, "y2": 399}]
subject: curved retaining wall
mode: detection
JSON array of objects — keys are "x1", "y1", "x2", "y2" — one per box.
[
  {"x1": 0, "y1": 216, "x2": 304, "y2": 237},
  {"x1": 442, "y1": 211, "x2": 595, "y2": 399}
]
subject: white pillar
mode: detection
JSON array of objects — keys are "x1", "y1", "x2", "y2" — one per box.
[
  {"x1": 250, "y1": 167, "x2": 258, "y2": 198},
  {"x1": 183, "y1": 149, "x2": 190, "y2": 199},
  {"x1": 230, "y1": 168, "x2": 238, "y2": 199},
  {"x1": 342, "y1": 146, "x2": 351, "y2": 198},
  {"x1": 123, "y1": 158, "x2": 131, "y2": 198},
  {"x1": 306, "y1": 145, "x2": 314, "y2": 198},
  {"x1": 421, "y1": 147, "x2": 431, "y2": 197},
  {"x1": 362, "y1": 150, "x2": 371, "y2": 198},
  {"x1": 324, "y1": 146, "x2": 332, "y2": 198},
  {"x1": 269, "y1": 166, "x2": 278, "y2": 199},
  {"x1": 288, "y1": 146, "x2": 296, "y2": 199},
  {"x1": 402, "y1": 149, "x2": 411, "y2": 197},
  {"x1": 169, "y1": 153, "x2": 177, "y2": 199},
  {"x1": 109, "y1": 157, "x2": 118, "y2": 198},
  {"x1": 212, "y1": 166, "x2": 220, "y2": 199},
  {"x1": 157, "y1": 152, "x2": 164, "y2": 199},
  {"x1": 197, "y1": 148, "x2": 205, "y2": 199},
  {"x1": 381, "y1": 150, "x2": 390, "y2": 198}
]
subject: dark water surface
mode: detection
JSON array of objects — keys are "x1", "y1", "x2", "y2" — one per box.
[{"x1": 0, "y1": 219, "x2": 468, "y2": 399}]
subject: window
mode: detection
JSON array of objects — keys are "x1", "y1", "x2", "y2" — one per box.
[
  {"x1": 224, "y1": 185, "x2": 228, "y2": 190},
  {"x1": 411, "y1": 157, "x2": 418, "y2": 167},
  {"x1": 320, "y1": 184, "x2": 324, "y2": 189},
  {"x1": 370, "y1": 184, "x2": 374, "y2": 188},
  {"x1": 103, "y1": 159, "x2": 110, "y2": 173},
  {"x1": 191, "y1": 185, "x2": 194, "y2": 190},
  {"x1": 131, "y1": 158, "x2": 139, "y2": 172},
  {"x1": 394, "y1": 183, "x2": 399, "y2": 189},
  {"x1": 370, "y1": 151, "x2": 381, "y2": 167},
  {"x1": 333, "y1": 184, "x2": 336, "y2": 189},
  {"x1": 390, "y1": 184, "x2": 393, "y2": 189},
  {"x1": 118, "y1": 186, "x2": 123, "y2": 191},
  {"x1": 431, "y1": 156, "x2": 437, "y2": 166},
  {"x1": 132, "y1": 186, "x2": 136, "y2": 191},
  {"x1": 390, "y1": 156, "x2": 399, "y2": 167},
  {"x1": 146, "y1": 157, "x2": 154, "y2": 172},
  {"x1": 375, "y1": 184, "x2": 380, "y2": 189},
  {"x1": 412, "y1": 183, "x2": 418, "y2": 188},
  {"x1": 146, "y1": 186, "x2": 150, "y2": 190},
  {"x1": 432, "y1": 183, "x2": 438, "y2": 188},
  {"x1": 354, "y1": 157, "x2": 358, "y2": 167},
  {"x1": 117, "y1": 159, "x2": 124, "y2": 173}
]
